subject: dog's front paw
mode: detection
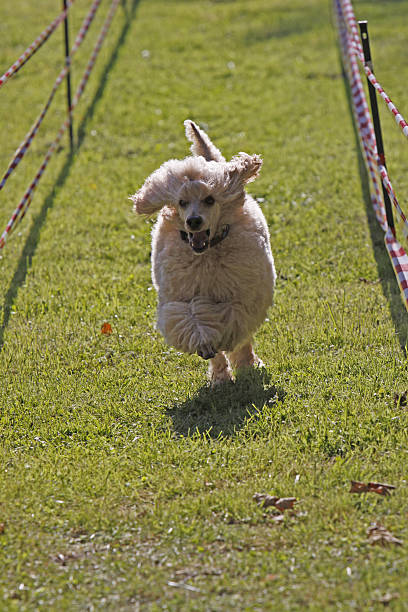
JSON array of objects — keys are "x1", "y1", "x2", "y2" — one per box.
[
  {"x1": 197, "y1": 343, "x2": 216, "y2": 360},
  {"x1": 254, "y1": 355, "x2": 265, "y2": 369},
  {"x1": 211, "y1": 368, "x2": 234, "y2": 386}
]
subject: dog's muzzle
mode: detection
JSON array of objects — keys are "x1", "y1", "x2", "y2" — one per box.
[
  {"x1": 189, "y1": 229, "x2": 210, "y2": 253},
  {"x1": 180, "y1": 225, "x2": 230, "y2": 254}
]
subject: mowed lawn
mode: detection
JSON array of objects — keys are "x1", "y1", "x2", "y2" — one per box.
[{"x1": 1, "y1": 0, "x2": 408, "y2": 609}]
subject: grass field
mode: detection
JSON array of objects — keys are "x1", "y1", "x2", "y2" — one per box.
[{"x1": 1, "y1": 0, "x2": 408, "y2": 609}]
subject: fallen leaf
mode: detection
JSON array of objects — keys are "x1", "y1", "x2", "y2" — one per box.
[
  {"x1": 350, "y1": 480, "x2": 370, "y2": 494},
  {"x1": 270, "y1": 514, "x2": 285, "y2": 524},
  {"x1": 368, "y1": 481, "x2": 396, "y2": 495},
  {"x1": 253, "y1": 493, "x2": 297, "y2": 511},
  {"x1": 274, "y1": 497, "x2": 297, "y2": 511},
  {"x1": 394, "y1": 391, "x2": 408, "y2": 407},
  {"x1": 253, "y1": 493, "x2": 279, "y2": 508},
  {"x1": 0, "y1": 523, "x2": 5, "y2": 534},
  {"x1": 101, "y1": 322, "x2": 112, "y2": 335},
  {"x1": 350, "y1": 480, "x2": 395, "y2": 496},
  {"x1": 371, "y1": 486, "x2": 389, "y2": 496},
  {"x1": 373, "y1": 592, "x2": 399, "y2": 605},
  {"x1": 367, "y1": 523, "x2": 403, "y2": 547}
]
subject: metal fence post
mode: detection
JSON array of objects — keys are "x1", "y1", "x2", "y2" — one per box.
[
  {"x1": 358, "y1": 20, "x2": 395, "y2": 234},
  {"x1": 63, "y1": 0, "x2": 74, "y2": 151}
]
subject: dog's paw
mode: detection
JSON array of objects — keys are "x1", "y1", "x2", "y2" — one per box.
[
  {"x1": 197, "y1": 343, "x2": 216, "y2": 360},
  {"x1": 210, "y1": 369, "x2": 235, "y2": 386},
  {"x1": 254, "y1": 356, "x2": 265, "y2": 369}
]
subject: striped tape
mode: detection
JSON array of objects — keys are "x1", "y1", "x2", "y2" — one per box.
[
  {"x1": 336, "y1": 0, "x2": 387, "y2": 230},
  {"x1": 71, "y1": 0, "x2": 120, "y2": 109},
  {"x1": 343, "y1": 5, "x2": 408, "y2": 236},
  {"x1": 335, "y1": 0, "x2": 408, "y2": 310},
  {"x1": 0, "y1": 0, "x2": 102, "y2": 195},
  {"x1": 0, "y1": 0, "x2": 121, "y2": 250},
  {"x1": 0, "y1": 1, "x2": 75, "y2": 89},
  {"x1": 339, "y1": 0, "x2": 408, "y2": 142},
  {"x1": 385, "y1": 229, "x2": 408, "y2": 306},
  {"x1": 379, "y1": 166, "x2": 408, "y2": 241}
]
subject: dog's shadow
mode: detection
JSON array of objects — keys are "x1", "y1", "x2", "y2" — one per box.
[{"x1": 167, "y1": 368, "x2": 284, "y2": 438}]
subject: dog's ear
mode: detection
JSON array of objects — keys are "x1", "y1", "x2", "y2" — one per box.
[
  {"x1": 184, "y1": 119, "x2": 225, "y2": 163},
  {"x1": 130, "y1": 165, "x2": 174, "y2": 215},
  {"x1": 228, "y1": 152, "x2": 262, "y2": 185}
]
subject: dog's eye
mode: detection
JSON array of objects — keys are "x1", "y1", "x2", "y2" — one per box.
[
  {"x1": 179, "y1": 199, "x2": 189, "y2": 207},
  {"x1": 204, "y1": 195, "x2": 215, "y2": 205}
]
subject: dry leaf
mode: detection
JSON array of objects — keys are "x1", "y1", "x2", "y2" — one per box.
[
  {"x1": 253, "y1": 493, "x2": 279, "y2": 508},
  {"x1": 368, "y1": 482, "x2": 396, "y2": 495},
  {"x1": 370, "y1": 486, "x2": 389, "y2": 496},
  {"x1": 367, "y1": 523, "x2": 403, "y2": 547},
  {"x1": 0, "y1": 523, "x2": 5, "y2": 534},
  {"x1": 253, "y1": 493, "x2": 297, "y2": 511},
  {"x1": 101, "y1": 322, "x2": 113, "y2": 335},
  {"x1": 274, "y1": 497, "x2": 297, "y2": 511},
  {"x1": 350, "y1": 480, "x2": 370, "y2": 494},
  {"x1": 373, "y1": 592, "x2": 399, "y2": 605},
  {"x1": 350, "y1": 480, "x2": 395, "y2": 496},
  {"x1": 270, "y1": 514, "x2": 285, "y2": 524}
]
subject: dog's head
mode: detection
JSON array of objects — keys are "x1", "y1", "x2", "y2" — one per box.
[{"x1": 131, "y1": 122, "x2": 262, "y2": 254}]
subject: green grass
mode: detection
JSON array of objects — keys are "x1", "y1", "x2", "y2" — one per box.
[{"x1": 1, "y1": 0, "x2": 408, "y2": 609}]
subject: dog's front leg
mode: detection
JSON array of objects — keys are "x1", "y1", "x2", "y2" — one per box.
[
  {"x1": 157, "y1": 296, "x2": 257, "y2": 361},
  {"x1": 209, "y1": 352, "x2": 234, "y2": 385},
  {"x1": 157, "y1": 299, "x2": 223, "y2": 357},
  {"x1": 190, "y1": 298, "x2": 255, "y2": 355}
]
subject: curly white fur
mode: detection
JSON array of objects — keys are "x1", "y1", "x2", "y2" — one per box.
[{"x1": 131, "y1": 120, "x2": 276, "y2": 385}]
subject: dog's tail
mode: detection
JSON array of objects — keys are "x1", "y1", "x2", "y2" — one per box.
[{"x1": 184, "y1": 120, "x2": 225, "y2": 163}]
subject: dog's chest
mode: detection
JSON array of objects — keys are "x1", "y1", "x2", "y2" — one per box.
[{"x1": 160, "y1": 248, "x2": 238, "y2": 302}]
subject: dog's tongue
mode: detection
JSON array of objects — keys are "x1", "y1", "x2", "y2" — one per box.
[{"x1": 189, "y1": 230, "x2": 209, "y2": 251}]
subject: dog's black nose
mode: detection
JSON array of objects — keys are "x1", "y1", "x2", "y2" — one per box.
[{"x1": 186, "y1": 215, "x2": 203, "y2": 231}]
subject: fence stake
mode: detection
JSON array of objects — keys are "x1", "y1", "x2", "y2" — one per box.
[
  {"x1": 63, "y1": 0, "x2": 74, "y2": 151},
  {"x1": 358, "y1": 20, "x2": 394, "y2": 234}
]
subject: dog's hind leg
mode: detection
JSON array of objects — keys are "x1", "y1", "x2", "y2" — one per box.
[
  {"x1": 228, "y1": 342, "x2": 264, "y2": 371},
  {"x1": 208, "y1": 352, "x2": 234, "y2": 386}
]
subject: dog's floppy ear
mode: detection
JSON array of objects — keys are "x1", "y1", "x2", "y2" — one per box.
[
  {"x1": 184, "y1": 119, "x2": 225, "y2": 163},
  {"x1": 130, "y1": 164, "x2": 174, "y2": 215},
  {"x1": 227, "y1": 152, "x2": 262, "y2": 185}
]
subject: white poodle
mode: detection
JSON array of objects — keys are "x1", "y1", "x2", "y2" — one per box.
[{"x1": 131, "y1": 120, "x2": 276, "y2": 385}]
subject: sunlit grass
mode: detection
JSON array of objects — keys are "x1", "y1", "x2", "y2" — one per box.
[{"x1": 0, "y1": 0, "x2": 408, "y2": 609}]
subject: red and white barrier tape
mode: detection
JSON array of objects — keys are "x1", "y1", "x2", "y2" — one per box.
[
  {"x1": 339, "y1": 0, "x2": 408, "y2": 140},
  {"x1": 0, "y1": 1, "x2": 75, "y2": 89},
  {"x1": 71, "y1": 0, "x2": 120, "y2": 110},
  {"x1": 385, "y1": 229, "x2": 408, "y2": 306},
  {"x1": 0, "y1": 0, "x2": 102, "y2": 195},
  {"x1": 338, "y1": 1, "x2": 408, "y2": 235},
  {"x1": 379, "y1": 166, "x2": 408, "y2": 240},
  {"x1": 335, "y1": 0, "x2": 408, "y2": 310},
  {"x1": 336, "y1": 0, "x2": 387, "y2": 230},
  {"x1": 338, "y1": 0, "x2": 408, "y2": 236},
  {"x1": 0, "y1": 0, "x2": 121, "y2": 250}
]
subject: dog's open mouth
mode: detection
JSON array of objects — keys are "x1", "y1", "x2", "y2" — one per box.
[{"x1": 188, "y1": 229, "x2": 210, "y2": 253}]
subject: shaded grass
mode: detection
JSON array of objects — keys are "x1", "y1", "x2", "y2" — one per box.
[{"x1": 0, "y1": 0, "x2": 408, "y2": 609}]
